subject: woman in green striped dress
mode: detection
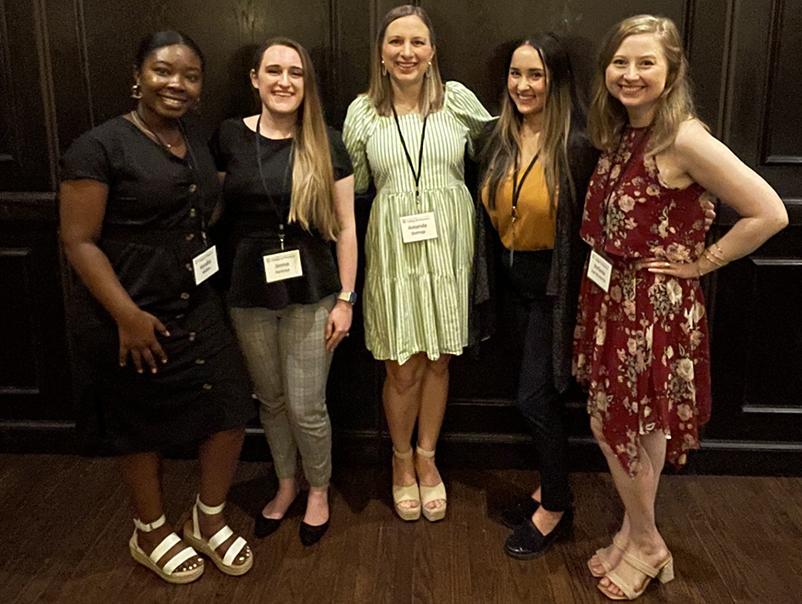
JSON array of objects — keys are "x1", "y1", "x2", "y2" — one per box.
[{"x1": 343, "y1": 4, "x2": 492, "y2": 522}]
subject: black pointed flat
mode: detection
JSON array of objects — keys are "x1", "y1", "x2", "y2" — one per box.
[
  {"x1": 299, "y1": 519, "x2": 329, "y2": 546},
  {"x1": 254, "y1": 514, "x2": 283, "y2": 538}
]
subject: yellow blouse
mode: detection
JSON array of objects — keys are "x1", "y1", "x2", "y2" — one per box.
[{"x1": 481, "y1": 161, "x2": 556, "y2": 250}]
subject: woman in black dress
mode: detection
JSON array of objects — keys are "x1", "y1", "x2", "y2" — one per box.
[{"x1": 59, "y1": 31, "x2": 255, "y2": 583}]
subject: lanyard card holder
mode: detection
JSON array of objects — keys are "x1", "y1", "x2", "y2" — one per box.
[
  {"x1": 400, "y1": 211, "x2": 438, "y2": 243},
  {"x1": 587, "y1": 249, "x2": 613, "y2": 293},
  {"x1": 192, "y1": 245, "x2": 219, "y2": 285}
]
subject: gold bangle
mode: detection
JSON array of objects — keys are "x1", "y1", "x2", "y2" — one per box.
[
  {"x1": 703, "y1": 249, "x2": 726, "y2": 268},
  {"x1": 706, "y1": 242, "x2": 729, "y2": 265}
]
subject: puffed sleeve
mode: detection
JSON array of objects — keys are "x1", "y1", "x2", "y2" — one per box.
[
  {"x1": 444, "y1": 81, "x2": 495, "y2": 158},
  {"x1": 342, "y1": 95, "x2": 376, "y2": 194},
  {"x1": 60, "y1": 130, "x2": 112, "y2": 184}
]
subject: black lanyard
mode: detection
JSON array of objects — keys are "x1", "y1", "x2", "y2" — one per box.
[
  {"x1": 507, "y1": 149, "x2": 540, "y2": 267},
  {"x1": 132, "y1": 113, "x2": 209, "y2": 246},
  {"x1": 391, "y1": 106, "x2": 428, "y2": 201},
  {"x1": 178, "y1": 121, "x2": 210, "y2": 247},
  {"x1": 254, "y1": 114, "x2": 293, "y2": 250},
  {"x1": 511, "y1": 149, "x2": 540, "y2": 223}
]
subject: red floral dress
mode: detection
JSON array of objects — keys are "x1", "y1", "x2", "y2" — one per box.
[{"x1": 573, "y1": 127, "x2": 713, "y2": 475}]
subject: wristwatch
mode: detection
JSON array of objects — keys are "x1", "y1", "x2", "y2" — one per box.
[{"x1": 337, "y1": 290, "x2": 358, "y2": 305}]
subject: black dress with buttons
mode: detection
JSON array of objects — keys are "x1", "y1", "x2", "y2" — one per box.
[{"x1": 61, "y1": 116, "x2": 256, "y2": 454}]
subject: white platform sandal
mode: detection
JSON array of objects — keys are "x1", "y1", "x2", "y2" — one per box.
[
  {"x1": 416, "y1": 446, "x2": 447, "y2": 522},
  {"x1": 183, "y1": 496, "x2": 253, "y2": 576},
  {"x1": 129, "y1": 514, "x2": 204, "y2": 584}
]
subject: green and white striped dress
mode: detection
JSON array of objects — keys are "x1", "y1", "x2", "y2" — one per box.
[{"x1": 343, "y1": 81, "x2": 493, "y2": 365}]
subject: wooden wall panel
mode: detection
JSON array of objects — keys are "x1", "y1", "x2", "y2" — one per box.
[
  {"x1": 0, "y1": 195, "x2": 70, "y2": 421},
  {"x1": 704, "y1": 0, "x2": 802, "y2": 453},
  {"x1": 0, "y1": 1, "x2": 54, "y2": 191},
  {"x1": 0, "y1": 0, "x2": 799, "y2": 469},
  {"x1": 761, "y1": 0, "x2": 802, "y2": 164}
]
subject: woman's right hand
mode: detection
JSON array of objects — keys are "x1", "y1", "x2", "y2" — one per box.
[{"x1": 117, "y1": 309, "x2": 170, "y2": 374}]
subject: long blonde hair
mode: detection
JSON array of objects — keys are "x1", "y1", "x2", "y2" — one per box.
[
  {"x1": 481, "y1": 34, "x2": 584, "y2": 212},
  {"x1": 252, "y1": 37, "x2": 339, "y2": 240},
  {"x1": 367, "y1": 4, "x2": 444, "y2": 117},
  {"x1": 588, "y1": 14, "x2": 697, "y2": 155}
]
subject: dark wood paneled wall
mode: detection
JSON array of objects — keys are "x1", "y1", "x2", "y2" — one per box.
[{"x1": 1, "y1": 0, "x2": 800, "y2": 473}]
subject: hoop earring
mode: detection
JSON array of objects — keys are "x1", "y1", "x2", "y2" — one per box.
[
  {"x1": 381, "y1": 60, "x2": 387, "y2": 77},
  {"x1": 130, "y1": 83, "x2": 142, "y2": 99}
]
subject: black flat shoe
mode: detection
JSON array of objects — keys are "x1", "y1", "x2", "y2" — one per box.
[
  {"x1": 500, "y1": 496, "x2": 540, "y2": 529},
  {"x1": 254, "y1": 514, "x2": 283, "y2": 538},
  {"x1": 504, "y1": 509, "x2": 573, "y2": 560},
  {"x1": 299, "y1": 519, "x2": 329, "y2": 546}
]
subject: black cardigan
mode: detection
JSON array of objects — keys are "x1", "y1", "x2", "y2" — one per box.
[{"x1": 469, "y1": 122, "x2": 599, "y2": 393}]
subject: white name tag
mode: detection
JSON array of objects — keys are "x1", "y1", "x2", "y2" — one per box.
[
  {"x1": 400, "y1": 212, "x2": 438, "y2": 243},
  {"x1": 587, "y1": 249, "x2": 613, "y2": 293},
  {"x1": 263, "y1": 249, "x2": 303, "y2": 283},
  {"x1": 192, "y1": 245, "x2": 219, "y2": 285}
]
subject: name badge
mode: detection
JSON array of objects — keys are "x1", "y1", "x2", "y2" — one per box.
[
  {"x1": 400, "y1": 212, "x2": 438, "y2": 243},
  {"x1": 192, "y1": 245, "x2": 219, "y2": 285},
  {"x1": 587, "y1": 249, "x2": 613, "y2": 293},
  {"x1": 263, "y1": 249, "x2": 303, "y2": 283}
]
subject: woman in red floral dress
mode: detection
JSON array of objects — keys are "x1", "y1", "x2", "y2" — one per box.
[{"x1": 573, "y1": 15, "x2": 788, "y2": 600}]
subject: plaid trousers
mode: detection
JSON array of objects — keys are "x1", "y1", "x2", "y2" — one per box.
[{"x1": 229, "y1": 295, "x2": 335, "y2": 487}]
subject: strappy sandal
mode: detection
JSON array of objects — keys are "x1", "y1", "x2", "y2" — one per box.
[
  {"x1": 416, "y1": 446, "x2": 447, "y2": 522},
  {"x1": 588, "y1": 533, "x2": 628, "y2": 578},
  {"x1": 393, "y1": 447, "x2": 421, "y2": 521},
  {"x1": 183, "y1": 496, "x2": 253, "y2": 576},
  {"x1": 598, "y1": 550, "x2": 674, "y2": 600},
  {"x1": 129, "y1": 514, "x2": 204, "y2": 584}
]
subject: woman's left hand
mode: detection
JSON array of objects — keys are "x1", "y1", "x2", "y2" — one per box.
[
  {"x1": 636, "y1": 257, "x2": 700, "y2": 280},
  {"x1": 325, "y1": 300, "x2": 353, "y2": 352}
]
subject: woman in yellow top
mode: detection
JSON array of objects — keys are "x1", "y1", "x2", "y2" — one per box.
[{"x1": 478, "y1": 32, "x2": 598, "y2": 558}]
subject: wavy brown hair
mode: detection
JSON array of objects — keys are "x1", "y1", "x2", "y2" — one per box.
[
  {"x1": 252, "y1": 37, "x2": 339, "y2": 239},
  {"x1": 366, "y1": 4, "x2": 444, "y2": 116},
  {"x1": 588, "y1": 14, "x2": 698, "y2": 155},
  {"x1": 481, "y1": 33, "x2": 585, "y2": 213}
]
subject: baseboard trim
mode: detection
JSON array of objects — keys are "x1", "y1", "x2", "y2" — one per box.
[{"x1": 2, "y1": 421, "x2": 800, "y2": 476}]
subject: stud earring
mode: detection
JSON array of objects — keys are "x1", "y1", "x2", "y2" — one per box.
[{"x1": 130, "y1": 83, "x2": 142, "y2": 99}]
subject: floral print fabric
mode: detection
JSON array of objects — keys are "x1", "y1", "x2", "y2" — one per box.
[{"x1": 573, "y1": 127, "x2": 713, "y2": 475}]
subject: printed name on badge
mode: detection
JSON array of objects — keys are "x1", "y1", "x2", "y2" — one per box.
[
  {"x1": 587, "y1": 249, "x2": 613, "y2": 293},
  {"x1": 400, "y1": 212, "x2": 438, "y2": 243},
  {"x1": 192, "y1": 245, "x2": 219, "y2": 285},
  {"x1": 263, "y1": 249, "x2": 303, "y2": 283}
]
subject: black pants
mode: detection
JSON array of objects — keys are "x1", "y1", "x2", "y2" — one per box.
[{"x1": 503, "y1": 251, "x2": 571, "y2": 512}]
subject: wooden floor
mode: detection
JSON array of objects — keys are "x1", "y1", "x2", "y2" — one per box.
[{"x1": 1, "y1": 454, "x2": 801, "y2": 603}]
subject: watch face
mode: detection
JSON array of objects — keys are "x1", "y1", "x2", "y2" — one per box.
[{"x1": 339, "y1": 291, "x2": 357, "y2": 304}]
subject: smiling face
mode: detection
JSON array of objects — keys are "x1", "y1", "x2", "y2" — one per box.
[
  {"x1": 507, "y1": 44, "x2": 548, "y2": 119},
  {"x1": 605, "y1": 33, "x2": 668, "y2": 124},
  {"x1": 135, "y1": 44, "x2": 202, "y2": 120},
  {"x1": 251, "y1": 44, "x2": 304, "y2": 118},
  {"x1": 381, "y1": 15, "x2": 435, "y2": 87}
]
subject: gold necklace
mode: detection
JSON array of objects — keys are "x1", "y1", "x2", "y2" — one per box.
[{"x1": 130, "y1": 110, "x2": 183, "y2": 150}]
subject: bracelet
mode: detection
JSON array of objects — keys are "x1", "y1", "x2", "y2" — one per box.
[
  {"x1": 705, "y1": 242, "x2": 729, "y2": 266},
  {"x1": 702, "y1": 249, "x2": 726, "y2": 268}
]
